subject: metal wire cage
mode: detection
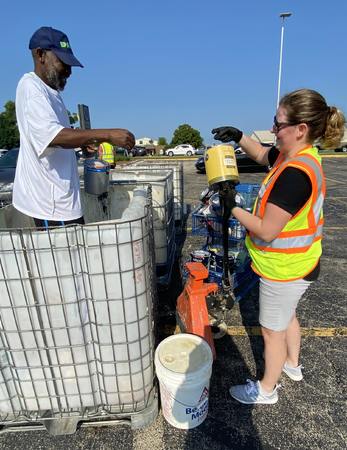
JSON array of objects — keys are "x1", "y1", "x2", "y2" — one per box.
[
  {"x1": 109, "y1": 168, "x2": 176, "y2": 290},
  {"x1": 120, "y1": 161, "x2": 184, "y2": 235},
  {"x1": 0, "y1": 187, "x2": 158, "y2": 434}
]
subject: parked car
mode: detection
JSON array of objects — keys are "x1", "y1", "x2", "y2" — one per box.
[
  {"x1": 334, "y1": 145, "x2": 347, "y2": 152},
  {"x1": 307, "y1": 142, "x2": 346, "y2": 152},
  {"x1": 0, "y1": 147, "x2": 19, "y2": 187},
  {"x1": 114, "y1": 147, "x2": 129, "y2": 157},
  {"x1": 195, "y1": 156, "x2": 206, "y2": 173},
  {"x1": 195, "y1": 145, "x2": 212, "y2": 155},
  {"x1": 128, "y1": 147, "x2": 137, "y2": 157},
  {"x1": 195, "y1": 143, "x2": 273, "y2": 173},
  {"x1": 128, "y1": 146, "x2": 146, "y2": 157},
  {"x1": 0, "y1": 148, "x2": 85, "y2": 207},
  {"x1": 312, "y1": 142, "x2": 326, "y2": 152},
  {"x1": 165, "y1": 145, "x2": 195, "y2": 157},
  {"x1": 234, "y1": 145, "x2": 243, "y2": 154}
]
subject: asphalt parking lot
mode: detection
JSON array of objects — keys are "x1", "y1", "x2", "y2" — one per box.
[{"x1": 0, "y1": 156, "x2": 346, "y2": 450}]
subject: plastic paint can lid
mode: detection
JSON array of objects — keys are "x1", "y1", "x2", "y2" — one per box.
[{"x1": 157, "y1": 334, "x2": 212, "y2": 374}]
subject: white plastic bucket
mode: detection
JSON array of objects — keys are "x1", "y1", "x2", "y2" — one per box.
[{"x1": 155, "y1": 334, "x2": 213, "y2": 429}]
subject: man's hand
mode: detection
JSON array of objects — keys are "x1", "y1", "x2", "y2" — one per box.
[
  {"x1": 50, "y1": 128, "x2": 135, "y2": 151},
  {"x1": 108, "y1": 129, "x2": 135, "y2": 151},
  {"x1": 81, "y1": 144, "x2": 98, "y2": 157},
  {"x1": 212, "y1": 127, "x2": 243, "y2": 143}
]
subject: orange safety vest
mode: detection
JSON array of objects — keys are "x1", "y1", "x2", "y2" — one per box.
[{"x1": 245, "y1": 145, "x2": 325, "y2": 281}]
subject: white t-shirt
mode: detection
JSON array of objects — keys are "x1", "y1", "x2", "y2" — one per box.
[{"x1": 13, "y1": 72, "x2": 83, "y2": 221}]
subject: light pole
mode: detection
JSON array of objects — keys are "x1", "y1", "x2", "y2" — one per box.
[{"x1": 277, "y1": 12, "x2": 292, "y2": 109}]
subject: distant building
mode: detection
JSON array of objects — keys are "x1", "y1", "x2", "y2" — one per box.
[
  {"x1": 136, "y1": 137, "x2": 158, "y2": 146},
  {"x1": 250, "y1": 131, "x2": 274, "y2": 144}
]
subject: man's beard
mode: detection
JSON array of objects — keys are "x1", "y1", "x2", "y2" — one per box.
[{"x1": 46, "y1": 67, "x2": 65, "y2": 91}]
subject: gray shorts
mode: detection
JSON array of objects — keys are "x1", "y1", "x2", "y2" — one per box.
[{"x1": 259, "y1": 277, "x2": 312, "y2": 332}]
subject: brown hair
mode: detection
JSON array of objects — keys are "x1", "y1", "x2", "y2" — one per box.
[{"x1": 279, "y1": 89, "x2": 346, "y2": 150}]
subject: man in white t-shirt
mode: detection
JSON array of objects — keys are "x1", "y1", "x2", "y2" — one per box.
[{"x1": 13, "y1": 26, "x2": 135, "y2": 228}]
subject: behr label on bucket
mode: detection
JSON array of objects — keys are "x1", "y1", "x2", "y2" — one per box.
[{"x1": 186, "y1": 396, "x2": 209, "y2": 421}]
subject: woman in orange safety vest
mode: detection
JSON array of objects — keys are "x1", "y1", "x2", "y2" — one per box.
[{"x1": 212, "y1": 89, "x2": 346, "y2": 405}]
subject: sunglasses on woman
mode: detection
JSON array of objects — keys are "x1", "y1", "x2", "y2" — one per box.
[{"x1": 273, "y1": 116, "x2": 298, "y2": 133}]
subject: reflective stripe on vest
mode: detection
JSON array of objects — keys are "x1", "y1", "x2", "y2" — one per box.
[
  {"x1": 249, "y1": 222, "x2": 323, "y2": 253},
  {"x1": 249, "y1": 146, "x2": 325, "y2": 254}
]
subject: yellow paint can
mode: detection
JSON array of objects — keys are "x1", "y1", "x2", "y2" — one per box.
[{"x1": 204, "y1": 145, "x2": 239, "y2": 186}]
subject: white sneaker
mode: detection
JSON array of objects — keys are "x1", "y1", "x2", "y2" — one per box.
[
  {"x1": 261, "y1": 352, "x2": 304, "y2": 382},
  {"x1": 229, "y1": 379, "x2": 281, "y2": 404},
  {"x1": 283, "y1": 362, "x2": 304, "y2": 381}
]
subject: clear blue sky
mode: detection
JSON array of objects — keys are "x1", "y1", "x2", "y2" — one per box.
[{"x1": 2, "y1": 0, "x2": 347, "y2": 145}]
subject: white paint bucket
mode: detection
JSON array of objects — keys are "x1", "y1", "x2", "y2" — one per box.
[{"x1": 155, "y1": 334, "x2": 213, "y2": 429}]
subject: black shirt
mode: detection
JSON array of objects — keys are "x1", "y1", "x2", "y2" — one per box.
[
  {"x1": 267, "y1": 146, "x2": 312, "y2": 215},
  {"x1": 264, "y1": 146, "x2": 320, "y2": 280}
]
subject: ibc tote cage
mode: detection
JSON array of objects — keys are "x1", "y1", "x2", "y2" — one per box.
[
  {"x1": 110, "y1": 168, "x2": 176, "y2": 292},
  {"x1": 121, "y1": 160, "x2": 184, "y2": 235},
  {"x1": 0, "y1": 186, "x2": 158, "y2": 435}
]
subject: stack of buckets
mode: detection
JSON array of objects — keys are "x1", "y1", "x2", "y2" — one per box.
[{"x1": 155, "y1": 334, "x2": 213, "y2": 429}]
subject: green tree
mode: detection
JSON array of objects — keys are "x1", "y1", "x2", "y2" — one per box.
[
  {"x1": 0, "y1": 100, "x2": 20, "y2": 149},
  {"x1": 170, "y1": 124, "x2": 203, "y2": 149},
  {"x1": 67, "y1": 110, "x2": 79, "y2": 125},
  {"x1": 158, "y1": 137, "x2": 168, "y2": 146}
]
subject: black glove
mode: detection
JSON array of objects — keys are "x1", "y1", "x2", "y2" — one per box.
[
  {"x1": 211, "y1": 126, "x2": 243, "y2": 143},
  {"x1": 219, "y1": 186, "x2": 238, "y2": 214}
]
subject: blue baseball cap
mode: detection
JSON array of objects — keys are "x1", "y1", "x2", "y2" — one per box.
[{"x1": 29, "y1": 27, "x2": 83, "y2": 68}]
